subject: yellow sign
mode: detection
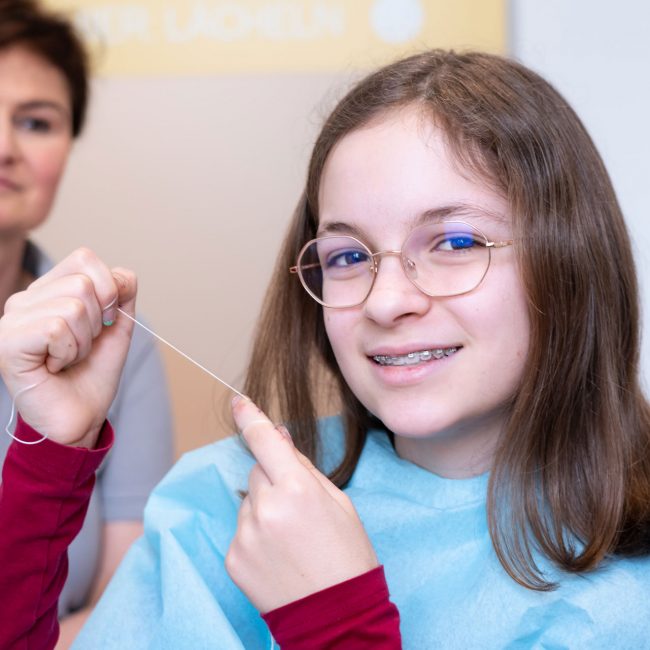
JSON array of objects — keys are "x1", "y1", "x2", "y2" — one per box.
[{"x1": 46, "y1": 0, "x2": 506, "y2": 75}]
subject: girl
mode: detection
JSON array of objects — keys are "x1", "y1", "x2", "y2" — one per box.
[{"x1": 2, "y1": 49, "x2": 650, "y2": 648}]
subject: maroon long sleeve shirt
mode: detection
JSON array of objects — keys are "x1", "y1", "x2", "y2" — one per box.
[
  {"x1": 0, "y1": 418, "x2": 401, "y2": 649},
  {"x1": 0, "y1": 417, "x2": 113, "y2": 650}
]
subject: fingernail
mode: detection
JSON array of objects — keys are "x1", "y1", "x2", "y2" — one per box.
[
  {"x1": 112, "y1": 272, "x2": 127, "y2": 290},
  {"x1": 232, "y1": 394, "x2": 250, "y2": 407},
  {"x1": 102, "y1": 308, "x2": 116, "y2": 327}
]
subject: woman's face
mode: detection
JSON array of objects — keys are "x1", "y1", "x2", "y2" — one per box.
[
  {"x1": 318, "y1": 108, "x2": 530, "y2": 477},
  {"x1": 0, "y1": 45, "x2": 73, "y2": 237}
]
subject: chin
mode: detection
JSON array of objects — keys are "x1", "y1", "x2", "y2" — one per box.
[
  {"x1": 368, "y1": 405, "x2": 457, "y2": 439},
  {"x1": 0, "y1": 212, "x2": 49, "y2": 235}
]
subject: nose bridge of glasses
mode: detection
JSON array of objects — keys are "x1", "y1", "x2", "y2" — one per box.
[
  {"x1": 370, "y1": 249, "x2": 419, "y2": 286},
  {"x1": 370, "y1": 249, "x2": 402, "y2": 263}
]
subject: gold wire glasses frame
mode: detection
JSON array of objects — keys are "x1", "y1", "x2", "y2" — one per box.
[{"x1": 289, "y1": 220, "x2": 514, "y2": 309}]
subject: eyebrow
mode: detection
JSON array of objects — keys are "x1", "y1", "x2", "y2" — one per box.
[
  {"x1": 415, "y1": 204, "x2": 508, "y2": 227},
  {"x1": 18, "y1": 100, "x2": 70, "y2": 119},
  {"x1": 317, "y1": 203, "x2": 508, "y2": 237}
]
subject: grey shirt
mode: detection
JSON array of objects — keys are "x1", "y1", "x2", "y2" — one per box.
[{"x1": 0, "y1": 242, "x2": 174, "y2": 615}]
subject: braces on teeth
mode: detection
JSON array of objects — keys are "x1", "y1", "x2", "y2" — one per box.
[{"x1": 373, "y1": 347, "x2": 458, "y2": 366}]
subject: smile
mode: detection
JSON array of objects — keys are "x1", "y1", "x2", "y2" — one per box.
[
  {"x1": 372, "y1": 347, "x2": 459, "y2": 366},
  {"x1": 0, "y1": 178, "x2": 21, "y2": 191}
]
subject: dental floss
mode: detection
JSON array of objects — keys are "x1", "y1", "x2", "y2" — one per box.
[
  {"x1": 116, "y1": 308, "x2": 245, "y2": 399},
  {"x1": 4, "y1": 382, "x2": 48, "y2": 445},
  {"x1": 4, "y1": 307, "x2": 245, "y2": 445}
]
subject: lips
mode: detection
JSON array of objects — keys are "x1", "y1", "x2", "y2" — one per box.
[
  {"x1": 0, "y1": 177, "x2": 21, "y2": 191},
  {"x1": 368, "y1": 344, "x2": 462, "y2": 367}
]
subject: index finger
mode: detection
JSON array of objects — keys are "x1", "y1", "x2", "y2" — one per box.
[
  {"x1": 31, "y1": 248, "x2": 120, "y2": 322},
  {"x1": 232, "y1": 397, "x2": 301, "y2": 484}
]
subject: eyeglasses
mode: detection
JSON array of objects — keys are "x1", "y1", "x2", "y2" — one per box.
[{"x1": 289, "y1": 220, "x2": 513, "y2": 308}]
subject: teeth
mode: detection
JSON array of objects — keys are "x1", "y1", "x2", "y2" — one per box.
[{"x1": 373, "y1": 347, "x2": 458, "y2": 366}]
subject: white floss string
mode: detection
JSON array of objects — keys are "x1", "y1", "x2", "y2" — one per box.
[
  {"x1": 5, "y1": 381, "x2": 48, "y2": 445},
  {"x1": 116, "y1": 308, "x2": 245, "y2": 399},
  {"x1": 4, "y1": 307, "x2": 245, "y2": 445}
]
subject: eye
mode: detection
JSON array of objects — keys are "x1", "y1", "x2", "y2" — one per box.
[
  {"x1": 434, "y1": 233, "x2": 480, "y2": 251},
  {"x1": 16, "y1": 117, "x2": 53, "y2": 133},
  {"x1": 326, "y1": 249, "x2": 370, "y2": 268}
]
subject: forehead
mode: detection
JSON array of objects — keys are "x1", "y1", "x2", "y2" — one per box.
[
  {"x1": 317, "y1": 107, "x2": 509, "y2": 237},
  {"x1": 0, "y1": 44, "x2": 70, "y2": 106}
]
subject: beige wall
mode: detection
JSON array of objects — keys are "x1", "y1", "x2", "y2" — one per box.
[
  {"x1": 35, "y1": 73, "x2": 342, "y2": 455},
  {"x1": 37, "y1": 1, "x2": 506, "y2": 457}
]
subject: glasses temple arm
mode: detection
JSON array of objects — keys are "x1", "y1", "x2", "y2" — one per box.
[{"x1": 289, "y1": 263, "x2": 321, "y2": 273}]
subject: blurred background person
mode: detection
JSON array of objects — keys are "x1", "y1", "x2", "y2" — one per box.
[{"x1": 0, "y1": 1, "x2": 174, "y2": 646}]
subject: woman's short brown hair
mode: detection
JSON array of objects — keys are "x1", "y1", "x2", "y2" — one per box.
[
  {"x1": 244, "y1": 50, "x2": 650, "y2": 590},
  {"x1": 0, "y1": 0, "x2": 90, "y2": 136}
]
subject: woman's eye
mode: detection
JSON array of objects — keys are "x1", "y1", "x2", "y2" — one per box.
[
  {"x1": 326, "y1": 249, "x2": 370, "y2": 267},
  {"x1": 17, "y1": 117, "x2": 52, "y2": 133}
]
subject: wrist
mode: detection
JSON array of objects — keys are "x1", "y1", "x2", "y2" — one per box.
[
  {"x1": 16, "y1": 415, "x2": 106, "y2": 449},
  {"x1": 71, "y1": 423, "x2": 104, "y2": 449}
]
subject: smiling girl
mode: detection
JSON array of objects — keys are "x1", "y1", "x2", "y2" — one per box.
[{"x1": 1, "y1": 49, "x2": 650, "y2": 648}]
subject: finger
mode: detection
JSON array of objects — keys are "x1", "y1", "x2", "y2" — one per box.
[
  {"x1": 42, "y1": 316, "x2": 80, "y2": 373},
  {"x1": 47, "y1": 299, "x2": 94, "y2": 367},
  {"x1": 273, "y1": 425, "x2": 339, "y2": 499},
  {"x1": 105, "y1": 267, "x2": 137, "y2": 326},
  {"x1": 232, "y1": 397, "x2": 302, "y2": 484},
  {"x1": 292, "y1": 447, "x2": 350, "y2": 505},
  {"x1": 246, "y1": 463, "x2": 272, "y2": 503},
  {"x1": 30, "y1": 248, "x2": 120, "y2": 325},
  {"x1": 68, "y1": 269, "x2": 137, "y2": 389},
  {"x1": 5, "y1": 297, "x2": 95, "y2": 371},
  {"x1": 6, "y1": 275, "x2": 103, "y2": 338},
  {"x1": 237, "y1": 494, "x2": 252, "y2": 522}
]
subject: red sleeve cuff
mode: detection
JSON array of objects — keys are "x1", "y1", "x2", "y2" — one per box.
[
  {"x1": 9, "y1": 416, "x2": 114, "y2": 486},
  {"x1": 262, "y1": 565, "x2": 402, "y2": 649}
]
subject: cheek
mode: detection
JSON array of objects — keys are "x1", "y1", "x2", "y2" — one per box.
[
  {"x1": 480, "y1": 282, "x2": 530, "y2": 384},
  {"x1": 502, "y1": 280, "x2": 530, "y2": 359},
  {"x1": 35, "y1": 143, "x2": 71, "y2": 187},
  {"x1": 457, "y1": 271, "x2": 530, "y2": 384},
  {"x1": 323, "y1": 311, "x2": 341, "y2": 351},
  {"x1": 323, "y1": 310, "x2": 355, "y2": 364},
  {"x1": 28, "y1": 139, "x2": 72, "y2": 200}
]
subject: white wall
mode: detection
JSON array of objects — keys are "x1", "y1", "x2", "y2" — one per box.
[{"x1": 510, "y1": 0, "x2": 650, "y2": 388}]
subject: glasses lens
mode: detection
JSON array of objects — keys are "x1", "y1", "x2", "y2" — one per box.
[
  {"x1": 297, "y1": 236, "x2": 374, "y2": 307},
  {"x1": 402, "y1": 221, "x2": 490, "y2": 297}
]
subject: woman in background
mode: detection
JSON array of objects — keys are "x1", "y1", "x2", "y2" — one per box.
[{"x1": 0, "y1": 1, "x2": 174, "y2": 646}]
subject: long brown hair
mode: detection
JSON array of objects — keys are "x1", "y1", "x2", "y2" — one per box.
[{"x1": 244, "y1": 50, "x2": 650, "y2": 590}]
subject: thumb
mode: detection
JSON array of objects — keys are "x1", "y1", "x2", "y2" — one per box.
[
  {"x1": 111, "y1": 267, "x2": 137, "y2": 316},
  {"x1": 101, "y1": 268, "x2": 137, "y2": 333},
  {"x1": 292, "y1": 445, "x2": 351, "y2": 508}
]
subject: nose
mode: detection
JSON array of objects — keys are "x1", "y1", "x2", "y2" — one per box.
[
  {"x1": 0, "y1": 115, "x2": 18, "y2": 164},
  {"x1": 363, "y1": 253, "x2": 432, "y2": 327}
]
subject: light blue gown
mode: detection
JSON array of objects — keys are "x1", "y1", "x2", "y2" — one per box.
[{"x1": 74, "y1": 417, "x2": 650, "y2": 649}]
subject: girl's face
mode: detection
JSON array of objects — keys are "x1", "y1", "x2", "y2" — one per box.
[
  {"x1": 318, "y1": 108, "x2": 530, "y2": 477},
  {"x1": 0, "y1": 45, "x2": 73, "y2": 237}
]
